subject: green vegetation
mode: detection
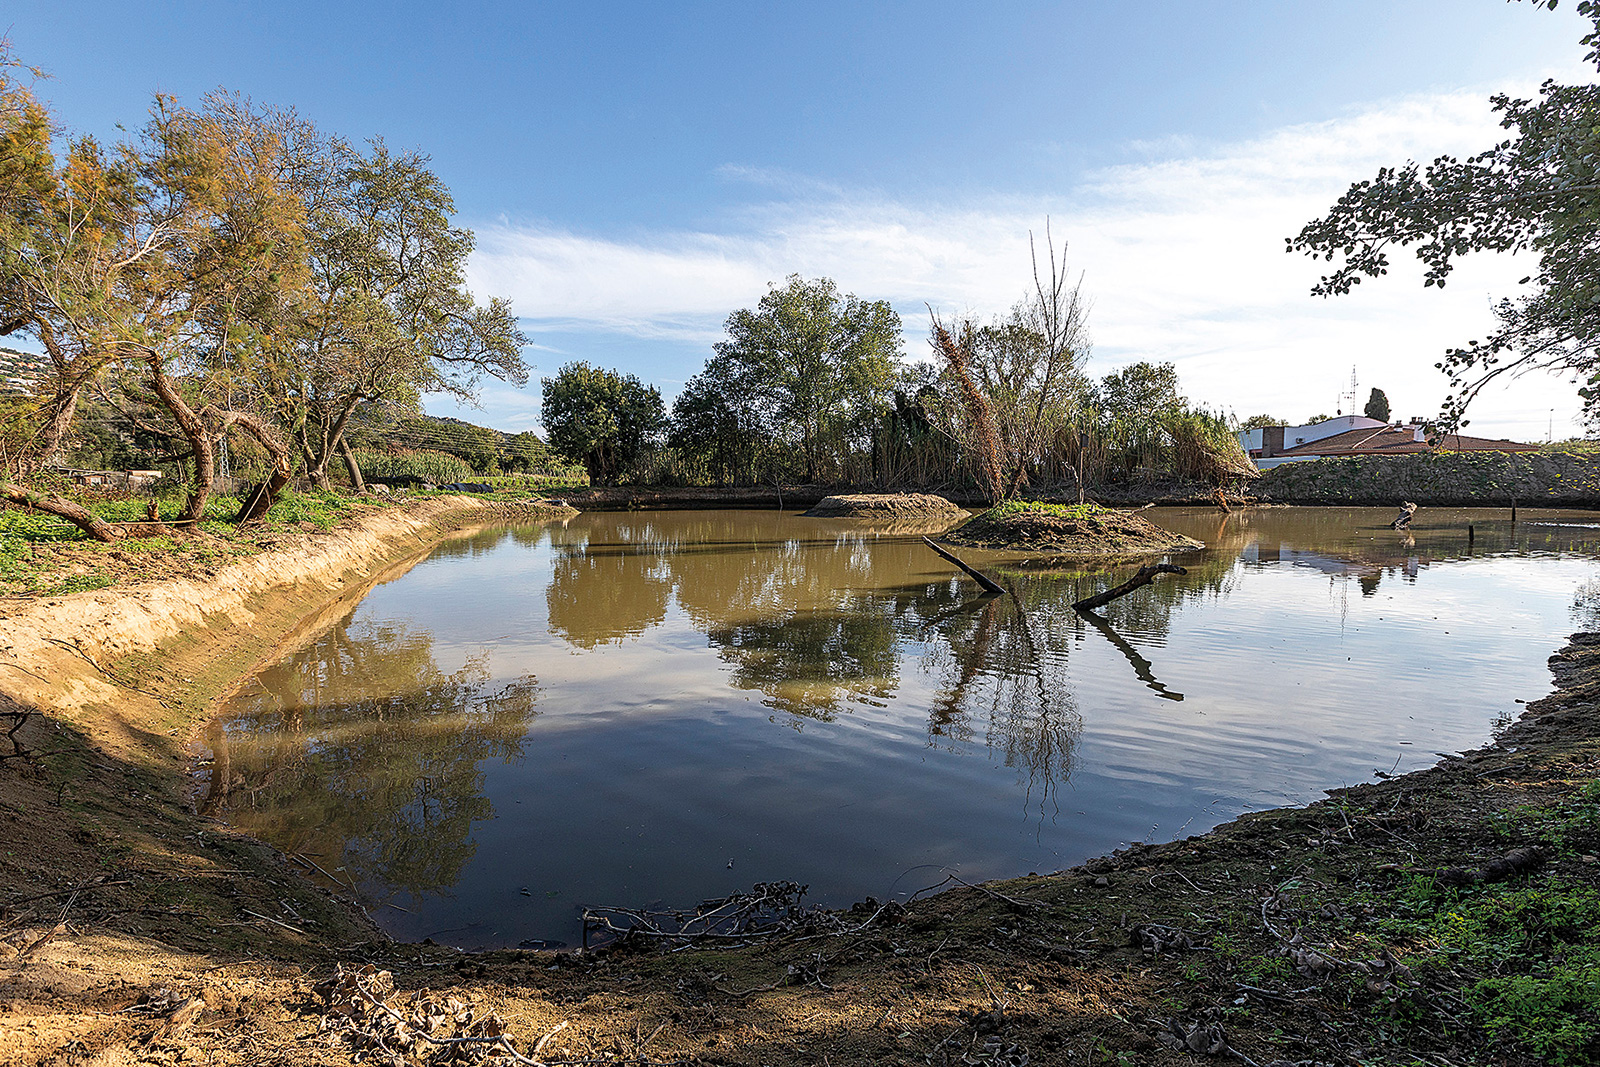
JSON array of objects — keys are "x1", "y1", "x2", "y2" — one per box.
[
  {"x1": 1371, "y1": 781, "x2": 1600, "y2": 1064},
  {"x1": 676, "y1": 274, "x2": 902, "y2": 486},
  {"x1": 0, "y1": 47, "x2": 532, "y2": 539},
  {"x1": 1365, "y1": 387, "x2": 1392, "y2": 423},
  {"x1": 539, "y1": 363, "x2": 667, "y2": 486},
  {"x1": 353, "y1": 448, "x2": 475, "y2": 486},
  {"x1": 0, "y1": 487, "x2": 359, "y2": 595},
  {"x1": 982, "y1": 500, "x2": 1111, "y2": 521},
  {"x1": 1292, "y1": 1, "x2": 1600, "y2": 429}
]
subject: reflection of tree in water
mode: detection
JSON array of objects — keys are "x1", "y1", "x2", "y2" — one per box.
[
  {"x1": 206, "y1": 614, "x2": 537, "y2": 900},
  {"x1": 687, "y1": 530, "x2": 963, "y2": 723},
  {"x1": 709, "y1": 608, "x2": 902, "y2": 721},
  {"x1": 1572, "y1": 576, "x2": 1600, "y2": 633},
  {"x1": 545, "y1": 519, "x2": 672, "y2": 647},
  {"x1": 920, "y1": 582, "x2": 1083, "y2": 807}
]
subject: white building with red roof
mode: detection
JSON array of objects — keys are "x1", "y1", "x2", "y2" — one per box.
[{"x1": 1238, "y1": 416, "x2": 1538, "y2": 470}]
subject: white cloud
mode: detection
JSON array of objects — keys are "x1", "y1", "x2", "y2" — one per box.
[{"x1": 465, "y1": 76, "x2": 1594, "y2": 441}]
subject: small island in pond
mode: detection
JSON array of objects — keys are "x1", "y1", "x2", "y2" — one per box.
[
  {"x1": 802, "y1": 492, "x2": 967, "y2": 520},
  {"x1": 940, "y1": 500, "x2": 1204, "y2": 555}
]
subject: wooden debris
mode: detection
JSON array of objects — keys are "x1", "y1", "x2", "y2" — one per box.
[
  {"x1": 921, "y1": 536, "x2": 1005, "y2": 596},
  {"x1": 1072, "y1": 563, "x2": 1187, "y2": 612}
]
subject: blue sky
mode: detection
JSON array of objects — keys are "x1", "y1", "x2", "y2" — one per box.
[{"x1": 9, "y1": 2, "x2": 1598, "y2": 438}]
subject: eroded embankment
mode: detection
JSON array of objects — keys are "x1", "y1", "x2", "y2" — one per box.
[
  {"x1": 2, "y1": 511, "x2": 1599, "y2": 1066},
  {"x1": 0, "y1": 497, "x2": 572, "y2": 978}
]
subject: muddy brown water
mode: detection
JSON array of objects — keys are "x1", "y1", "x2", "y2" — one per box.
[{"x1": 203, "y1": 506, "x2": 1600, "y2": 949}]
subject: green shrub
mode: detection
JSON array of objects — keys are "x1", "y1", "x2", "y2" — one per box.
[{"x1": 354, "y1": 448, "x2": 474, "y2": 485}]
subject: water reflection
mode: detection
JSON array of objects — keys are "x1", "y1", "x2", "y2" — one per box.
[
  {"x1": 923, "y1": 589, "x2": 1084, "y2": 807},
  {"x1": 208, "y1": 617, "x2": 538, "y2": 899},
  {"x1": 207, "y1": 506, "x2": 1600, "y2": 945},
  {"x1": 546, "y1": 520, "x2": 672, "y2": 647}
]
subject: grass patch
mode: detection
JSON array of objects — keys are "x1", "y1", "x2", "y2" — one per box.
[
  {"x1": 983, "y1": 499, "x2": 1114, "y2": 521},
  {"x1": 1372, "y1": 781, "x2": 1600, "y2": 1064},
  {"x1": 0, "y1": 486, "x2": 370, "y2": 596},
  {"x1": 263, "y1": 489, "x2": 356, "y2": 530}
]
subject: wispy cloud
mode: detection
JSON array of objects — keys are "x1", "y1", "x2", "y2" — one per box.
[{"x1": 464, "y1": 75, "x2": 1591, "y2": 439}]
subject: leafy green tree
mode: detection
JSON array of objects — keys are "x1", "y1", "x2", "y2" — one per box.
[
  {"x1": 502, "y1": 430, "x2": 548, "y2": 473},
  {"x1": 1094, "y1": 361, "x2": 1183, "y2": 422},
  {"x1": 667, "y1": 372, "x2": 772, "y2": 485},
  {"x1": 258, "y1": 137, "x2": 527, "y2": 489},
  {"x1": 1290, "y1": 1, "x2": 1600, "y2": 426},
  {"x1": 540, "y1": 362, "x2": 666, "y2": 485},
  {"x1": 1235, "y1": 413, "x2": 1287, "y2": 431},
  {"x1": 1364, "y1": 388, "x2": 1391, "y2": 422},
  {"x1": 709, "y1": 275, "x2": 901, "y2": 483}
]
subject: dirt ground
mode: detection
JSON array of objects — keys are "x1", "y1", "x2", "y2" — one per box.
[
  {"x1": 801, "y1": 493, "x2": 966, "y2": 520},
  {"x1": 3, "y1": 501, "x2": 1598, "y2": 1066},
  {"x1": 943, "y1": 506, "x2": 1205, "y2": 557}
]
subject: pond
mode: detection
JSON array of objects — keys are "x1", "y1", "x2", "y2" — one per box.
[{"x1": 202, "y1": 506, "x2": 1600, "y2": 950}]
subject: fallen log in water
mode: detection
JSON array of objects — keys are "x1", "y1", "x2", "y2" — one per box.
[
  {"x1": 1072, "y1": 563, "x2": 1187, "y2": 612},
  {"x1": 921, "y1": 537, "x2": 1005, "y2": 596}
]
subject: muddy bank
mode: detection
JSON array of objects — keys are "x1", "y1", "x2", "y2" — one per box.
[
  {"x1": 0, "y1": 496, "x2": 573, "y2": 977},
  {"x1": 2, "y1": 504, "x2": 1599, "y2": 1064}
]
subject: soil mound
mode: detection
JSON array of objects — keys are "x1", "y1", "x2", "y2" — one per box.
[
  {"x1": 942, "y1": 501, "x2": 1202, "y2": 555},
  {"x1": 802, "y1": 493, "x2": 965, "y2": 520}
]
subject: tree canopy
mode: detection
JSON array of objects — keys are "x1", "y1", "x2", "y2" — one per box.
[
  {"x1": 706, "y1": 275, "x2": 901, "y2": 483},
  {"x1": 540, "y1": 362, "x2": 666, "y2": 486},
  {"x1": 1290, "y1": 1, "x2": 1600, "y2": 427},
  {"x1": 1364, "y1": 388, "x2": 1391, "y2": 422},
  {"x1": 0, "y1": 47, "x2": 529, "y2": 536}
]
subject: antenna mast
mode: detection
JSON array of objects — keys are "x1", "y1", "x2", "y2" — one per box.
[{"x1": 1337, "y1": 366, "x2": 1358, "y2": 417}]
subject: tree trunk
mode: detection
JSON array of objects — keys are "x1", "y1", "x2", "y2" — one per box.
[
  {"x1": 307, "y1": 396, "x2": 362, "y2": 492},
  {"x1": 19, "y1": 383, "x2": 85, "y2": 476},
  {"x1": 338, "y1": 435, "x2": 366, "y2": 492},
  {"x1": 211, "y1": 410, "x2": 294, "y2": 523},
  {"x1": 145, "y1": 354, "x2": 213, "y2": 523},
  {"x1": 1, "y1": 478, "x2": 123, "y2": 542}
]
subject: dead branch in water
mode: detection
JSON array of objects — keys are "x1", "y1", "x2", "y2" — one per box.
[
  {"x1": 1077, "y1": 609, "x2": 1184, "y2": 701},
  {"x1": 1072, "y1": 563, "x2": 1187, "y2": 613},
  {"x1": 921, "y1": 537, "x2": 1005, "y2": 596}
]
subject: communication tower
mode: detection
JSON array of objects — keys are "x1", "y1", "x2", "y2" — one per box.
[{"x1": 1335, "y1": 367, "x2": 1358, "y2": 417}]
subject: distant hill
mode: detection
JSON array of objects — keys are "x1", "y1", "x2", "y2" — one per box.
[{"x1": 0, "y1": 346, "x2": 49, "y2": 397}]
